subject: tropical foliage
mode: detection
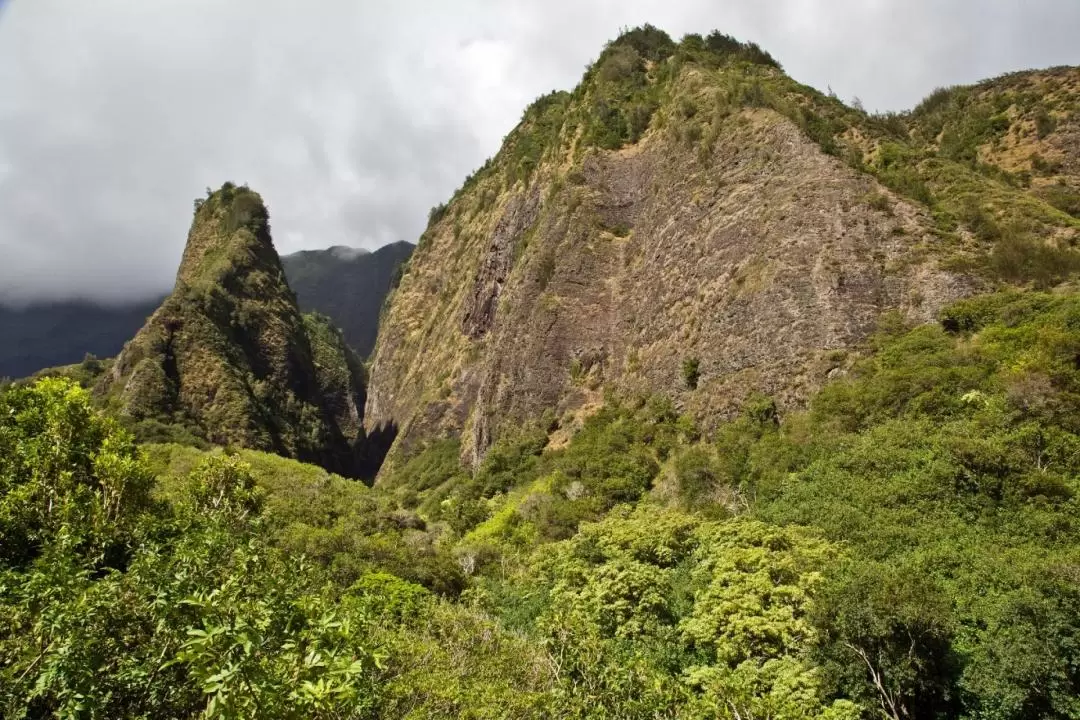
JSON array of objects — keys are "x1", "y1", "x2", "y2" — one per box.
[{"x1": 4, "y1": 288, "x2": 1080, "y2": 717}]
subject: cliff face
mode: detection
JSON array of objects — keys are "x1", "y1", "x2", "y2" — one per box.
[
  {"x1": 368, "y1": 115, "x2": 965, "y2": 467},
  {"x1": 366, "y1": 30, "x2": 1080, "y2": 474},
  {"x1": 366, "y1": 34, "x2": 918, "y2": 470},
  {"x1": 100, "y1": 183, "x2": 369, "y2": 477}
]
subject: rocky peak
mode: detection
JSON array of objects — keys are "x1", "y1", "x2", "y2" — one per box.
[{"x1": 99, "y1": 183, "x2": 375, "y2": 478}]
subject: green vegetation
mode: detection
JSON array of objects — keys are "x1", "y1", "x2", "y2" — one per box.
[
  {"x1": 682, "y1": 356, "x2": 701, "y2": 389},
  {"x1": 281, "y1": 241, "x2": 414, "y2": 358},
  {"x1": 0, "y1": 381, "x2": 382, "y2": 718},
  {"x1": 492, "y1": 24, "x2": 792, "y2": 186},
  {"x1": 6, "y1": 288, "x2": 1080, "y2": 716},
  {"x1": 144, "y1": 443, "x2": 464, "y2": 595}
]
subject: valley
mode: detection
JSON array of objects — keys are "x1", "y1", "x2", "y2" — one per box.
[{"x1": 3, "y1": 24, "x2": 1080, "y2": 720}]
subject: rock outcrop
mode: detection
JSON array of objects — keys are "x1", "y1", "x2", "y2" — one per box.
[{"x1": 100, "y1": 183, "x2": 370, "y2": 477}]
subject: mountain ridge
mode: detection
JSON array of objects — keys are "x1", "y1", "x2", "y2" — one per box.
[{"x1": 282, "y1": 239, "x2": 414, "y2": 357}]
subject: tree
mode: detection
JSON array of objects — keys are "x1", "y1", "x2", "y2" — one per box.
[
  {"x1": 0, "y1": 381, "x2": 382, "y2": 718},
  {"x1": 0, "y1": 378, "x2": 152, "y2": 568},
  {"x1": 811, "y1": 561, "x2": 960, "y2": 720}
]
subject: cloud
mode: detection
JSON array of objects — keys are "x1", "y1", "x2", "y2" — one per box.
[{"x1": 0, "y1": 0, "x2": 1076, "y2": 303}]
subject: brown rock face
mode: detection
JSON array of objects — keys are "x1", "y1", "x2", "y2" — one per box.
[
  {"x1": 366, "y1": 102, "x2": 974, "y2": 473},
  {"x1": 461, "y1": 189, "x2": 543, "y2": 339}
]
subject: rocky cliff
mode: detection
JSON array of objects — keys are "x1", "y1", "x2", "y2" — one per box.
[
  {"x1": 365, "y1": 28, "x2": 1080, "y2": 473},
  {"x1": 99, "y1": 183, "x2": 370, "y2": 477}
]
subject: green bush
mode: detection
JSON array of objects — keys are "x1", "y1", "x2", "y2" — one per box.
[
  {"x1": 682, "y1": 357, "x2": 701, "y2": 389},
  {"x1": 673, "y1": 446, "x2": 719, "y2": 506},
  {"x1": 0, "y1": 379, "x2": 152, "y2": 569},
  {"x1": 1034, "y1": 108, "x2": 1057, "y2": 139},
  {"x1": 427, "y1": 202, "x2": 448, "y2": 228},
  {"x1": 0, "y1": 385, "x2": 382, "y2": 718},
  {"x1": 1036, "y1": 182, "x2": 1080, "y2": 218},
  {"x1": 611, "y1": 24, "x2": 676, "y2": 63},
  {"x1": 703, "y1": 31, "x2": 782, "y2": 69}
]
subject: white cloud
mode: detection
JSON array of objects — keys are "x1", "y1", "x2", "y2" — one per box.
[{"x1": 0, "y1": 0, "x2": 1076, "y2": 303}]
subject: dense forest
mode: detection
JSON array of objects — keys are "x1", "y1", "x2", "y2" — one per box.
[
  {"x1": 4, "y1": 24, "x2": 1080, "y2": 720},
  {"x1": 4, "y1": 288, "x2": 1080, "y2": 717}
]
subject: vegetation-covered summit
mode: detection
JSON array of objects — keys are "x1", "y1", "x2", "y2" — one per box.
[{"x1": 98, "y1": 183, "x2": 371, "y2": 477}]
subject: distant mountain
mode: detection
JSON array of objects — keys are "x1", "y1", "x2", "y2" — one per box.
[
  {"x1": 0, "y1": 299, "x2": 163, "y2": 379},
  {"x1": 0, "y1": 242, "x2": 413, "y2": 379},
  {"x1": 282, "y1": 241, "x2": 414, "y2": 357}
]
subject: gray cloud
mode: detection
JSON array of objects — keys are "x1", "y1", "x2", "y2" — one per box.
[{"x1": 0, "y1": 0, "x2": 1077, "y2": 303}]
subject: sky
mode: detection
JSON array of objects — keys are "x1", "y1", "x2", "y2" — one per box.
[{"x1": 0, "y1": 1, "x2": 1077, "y2": 305}]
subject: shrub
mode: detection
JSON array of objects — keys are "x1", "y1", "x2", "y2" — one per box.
[
  {"x1": 611, "y1": 24, "x2": 676, "y2": 63},
  {"x1": 682, "y1": 357, "x2": 700, "y2": 389},
  {"x1": 1036, "y1": 182, "x2": 1080, "y2": 218},
  {"x1": 989, "y1": 230, "x2": 1080, "y2": 288},
  {"x1": 0, "y1": 378, "x2": 153, "y2": 568},
  {"x1": 1035, "y1": 108, "x2": 1057, "y2": 139},
  {"x1": 865, "y1": 192, "x2": 892, "y2": 213},
  {"x1": 427, "y1": 202, "x2": 449, "y2": 228},
  {"x1": 703, "y1": 31, "x2": 782, "y2": 69},
  {"x1": 598, "y1": 44, "x2": 642, "y2": 83},
  {"x1": 674, "y1": 447, "x2": 719, "y2": 506},
  {"x1": 627, "y1": 101, "x2": 657, "y2": 142}
]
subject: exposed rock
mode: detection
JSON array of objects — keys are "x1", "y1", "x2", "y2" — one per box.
[
  {"x1": 462, "y1": 187, "x2": 541, "y2": 338},
  {"x1": 368, "y1": 106, "x2": 973, "y2": 474}
]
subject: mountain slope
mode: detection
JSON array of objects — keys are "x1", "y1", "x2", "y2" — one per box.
[
  {"x1": 907, "y1": 66, "x2": 1080, "y2": 202},
  {"x1": 370, "y1": 28, "x2": 1054, "y2": 470},
  {"x1": 0, "y1": 299, "x2": 162, "y2": 380},
  {"x1": 282, "y1": 240, "x2": 414, "y2": 357},
  {"x1": 98, "y1": 183, "x2": 371, "y2": 477}
]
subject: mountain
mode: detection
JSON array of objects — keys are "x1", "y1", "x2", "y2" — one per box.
[
  {"x1": 282, "y1": 240, "x2": 414, "y2": 357},
  {"x1": 96, "y1": 182, "x2": 374, "y2": 477},
  {"x1": 6, "y1": 27, "x2": 1080, "y2": 720},
  {"x1": 367, "y1": 29, "x2": 1079, "y2": 471},
  {"x1": 0, "y1": 298, "x2": 163, "y2": 380}
]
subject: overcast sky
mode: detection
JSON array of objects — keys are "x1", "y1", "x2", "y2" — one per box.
[{"x1": 1, "y1": 0, "x2": 1077, "y2": 305}]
